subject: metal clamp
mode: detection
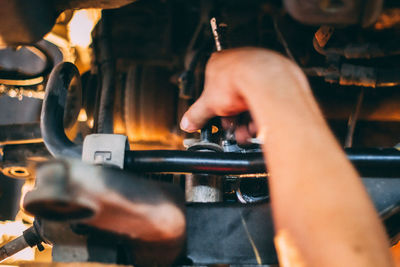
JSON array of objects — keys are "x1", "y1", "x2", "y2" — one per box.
[{"x1": 82, "y1": 134, "x2": 129, "y2": 169}]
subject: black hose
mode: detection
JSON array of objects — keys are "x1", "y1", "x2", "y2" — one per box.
[
  {"x1": 96, "y1": 15, "x2": 115, "y2": 134},
  {"x1": 40, "y1": 62, "x2": 82, "y2": 158},
  {"x1": 124, "y1": 149, "x2": 400, "y2": 177},
  {"x1": 125, "y1": 150, "x2": 266, "y2": 174}
]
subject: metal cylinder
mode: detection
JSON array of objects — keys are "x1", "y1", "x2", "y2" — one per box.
[
  {"x1": 0, "y1": 234, "x2": 29, "y2": 262},
  {"x1": 185, "y1": 174, "x2": 223, "y2": 202}
]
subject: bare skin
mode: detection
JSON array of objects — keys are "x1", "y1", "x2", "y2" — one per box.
[{"x1": 180, "y1": 48, "x2": 394, "y2": 267}]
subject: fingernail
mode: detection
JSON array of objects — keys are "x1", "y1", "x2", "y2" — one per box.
[{"x1": 180, "y1": 116, "x2": 190, "y2": 131}]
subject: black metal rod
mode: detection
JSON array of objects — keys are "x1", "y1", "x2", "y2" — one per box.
[
  {"x1": 124, "y1": 148, "x2": 400, "y2": 177},
  {"x1": 124, "y1": 150, "x2": 265, "y2": 174}
]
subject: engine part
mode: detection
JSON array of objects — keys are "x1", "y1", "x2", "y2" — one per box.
[{"x1": 305, "y1": 63, "x2": 400, "y2": 87}]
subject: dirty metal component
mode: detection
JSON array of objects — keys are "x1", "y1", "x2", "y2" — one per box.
[
  {"x1": 82, "y1": 134, "x2": 129, "y2": 169},
  {"x1": 0, "y1": 221, "x2": 45, "y2": 262},
  {"x1": 124, "y1": 149, "x2": 400, "y2": 177},
  {"x1": 305, "y1": 63, "x2": 400, "y2": 87},
  {"x1": 313, "y1": 28, "x2": 400, "y2": 59},
  {"x1": 2, "y1": 166, "x2": 31, "y2": 179},
  {"x1": 284, "y1": 0, "x2": 383, "y2": 27},
  {"x1": 0, "y1": 235, "x2": 29, "y2": 262},
  {"x1": 185, "y1": 174, "x2": 223, "y2": 202},
  {"x1": 1, "y1": 143, "x2": 50, "y2": 179},
  {"x1": 0, "y1": 123, "x2": 41, "y2": 145},
  {"x1": 40, "y1": 62, "x2": 82, "y2": 158}
]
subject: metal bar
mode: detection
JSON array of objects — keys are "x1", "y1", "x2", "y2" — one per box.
[
  {"x1": 124, "y1": 149, "x2": 400, "y2": 177},
  {"x1": 0, "y1": 234, "x2": 29, "y2": 262}
]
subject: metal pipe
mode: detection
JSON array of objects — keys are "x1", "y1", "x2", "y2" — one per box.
[
  {"x1": 124, "y1": 149, "x2": 400, "y2": 177},
  {"x1": 40, "y1": 62, "x2": 82, "y2": 158},
  {"x1": 0, "y1": 235, "x2": 29, "y2": 262}
]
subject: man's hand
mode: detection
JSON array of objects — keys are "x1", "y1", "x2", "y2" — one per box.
[{"x1": 180, "y1": 47, "x2": 394, "y2": 267}]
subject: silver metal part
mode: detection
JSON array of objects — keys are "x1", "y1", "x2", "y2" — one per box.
[
  {"x1": 185, "y1": 174, "x2": 222, "y2": 202},
  {"x1": 210, "y1": 17, "x2": 222, "y2": 52},
  {"x1": 82, "y1": 134, "x2": 129, "y2": 169}
]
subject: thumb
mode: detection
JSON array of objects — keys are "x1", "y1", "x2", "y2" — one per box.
[{"x1": 180, "y1": 97, "x2": 215, "y2": 132}]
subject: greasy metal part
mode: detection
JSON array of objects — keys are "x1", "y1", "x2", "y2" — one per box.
[
  {"x1": 124, "y1": 149, "x2": 400, "y2": 177},
  {"x1": 1, "y1": 143, "x2": 50, "y2": 179},
  {"x1": 0, "y1": 235, "x2": 29, "y2": 262},
  {"x1": 185, "y1": 174, "x2": 223, "y2": 202},
  {"x1": 0, "y1": 123, "x2": 42, "y2": 145},
  {"x1": 313, "y1": 34, "x2": 400, "y2": 59},
  {"x1": 1, "y1": 143, "x2": 50, "y2": 166},
  {"x1": 345, "y1": 88, "x2": 364, "y2": 148},
  {"x1": 305, "y1": 63, "x2": 400, "y2": 87},
  {"x1": 40, "y1": 62, "x2": 82, "y2": 158},
  {"x1": 284, "y1": 0, "x2": 383, "y2": 27},
  {"x1": 0, "y1": 222, "x2": 45, "y2": 262}
]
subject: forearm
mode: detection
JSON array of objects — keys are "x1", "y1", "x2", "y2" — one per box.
[
  {"x1": 180, "y1": 48, "x2": 394, "y2": 266},
  {"x1": 239, "y1": 59, "x2": 394, "y2": 266}
]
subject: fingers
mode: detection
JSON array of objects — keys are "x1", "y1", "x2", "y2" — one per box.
[{"x1": 180, "y1": 97, "x2": 215, "y2": 132}]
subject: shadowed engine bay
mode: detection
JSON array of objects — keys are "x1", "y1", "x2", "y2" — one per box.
[{"x1": 0, "y1": 0, "x2": 399, "y2": 266}]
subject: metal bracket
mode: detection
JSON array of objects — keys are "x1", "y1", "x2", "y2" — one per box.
[{"x1": 82, "y1": 134, "x2": 129, "y2": 169}]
